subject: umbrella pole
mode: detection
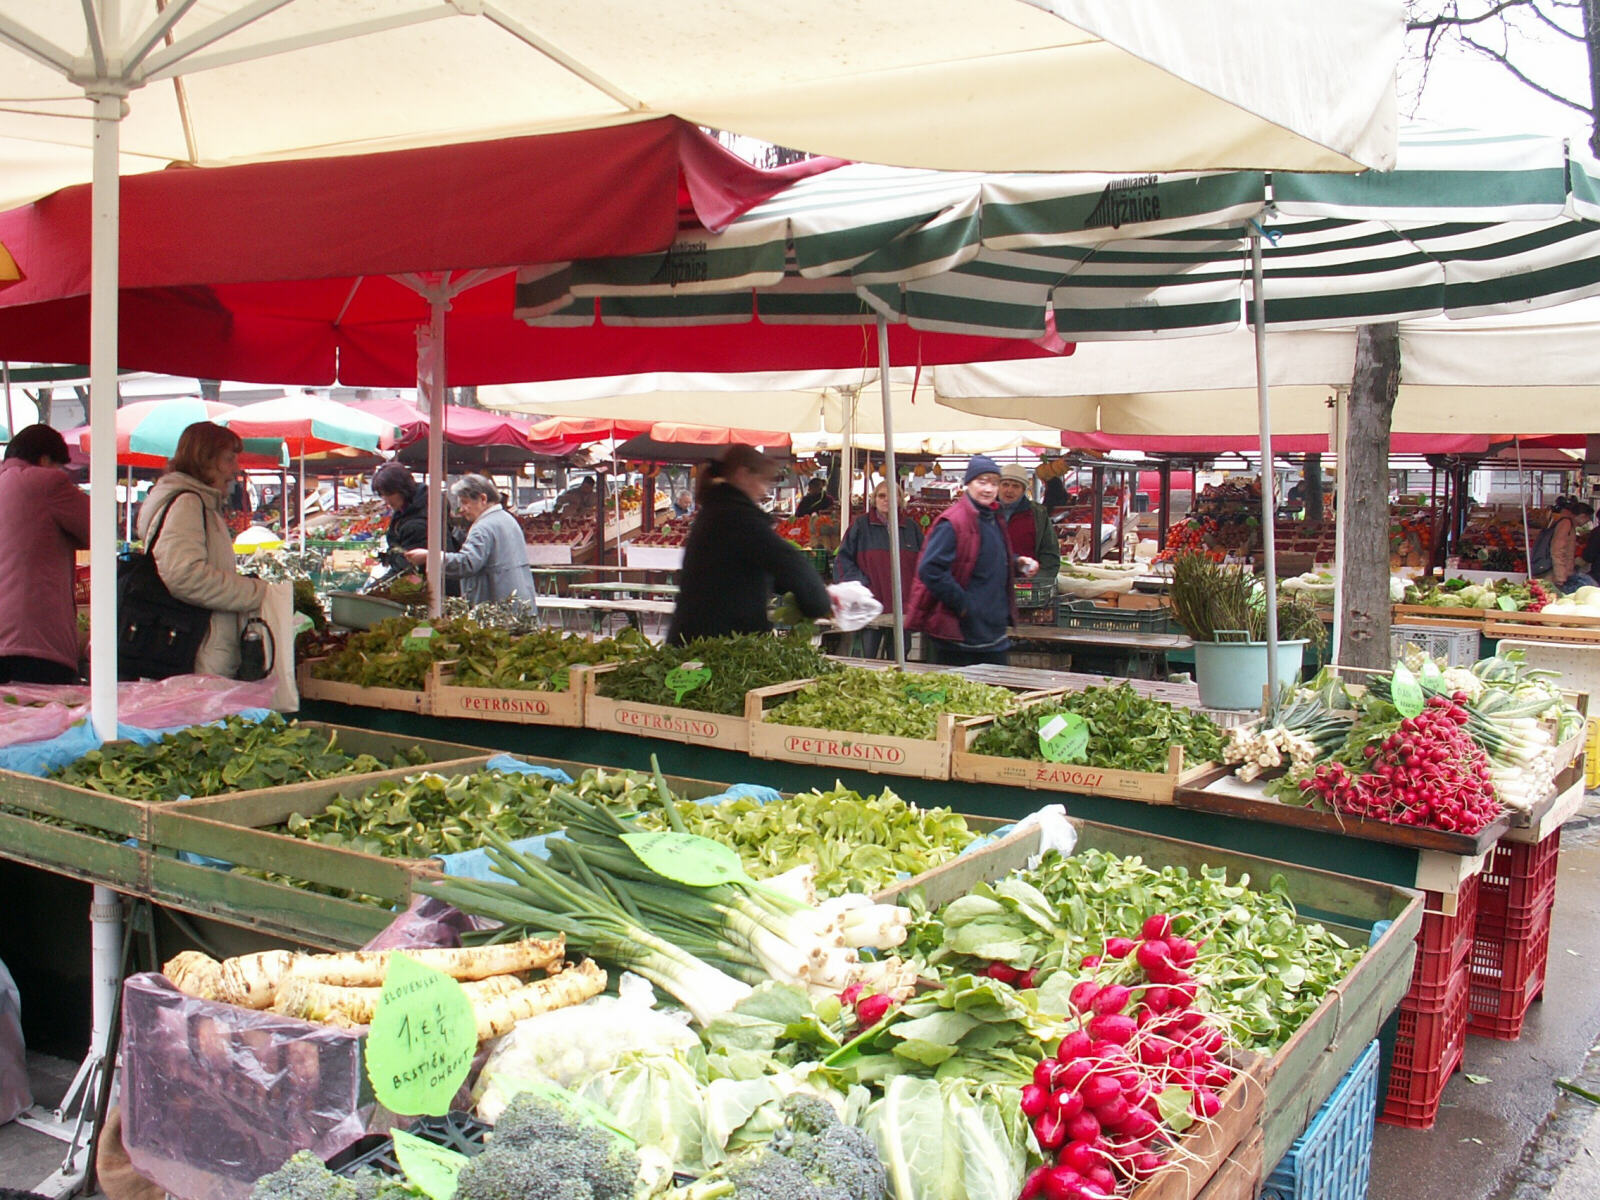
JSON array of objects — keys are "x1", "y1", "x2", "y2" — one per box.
[
  {"x1": 840, "y1": 388, "x2": 853, "y2": 572},
  {"x1": 88, "y1": 93, "x2": 120, "y2": 744},
  {"x1": 875, "y1": 317, "x2": 907, "y2": 668},
  {"x1": 124, "y1": 465, "x2": 133, "y2": 543},
  {"x1": 2, "y1": 360, "x2": 12, "y2": 437},
  {"x1": 425, "y1": 291, "x2": 447, "y2": 618},
  {"x1": 1330, "y1": 387, "x2": 1348, "y2": 665},
  {"x1": 1251, "y1": 228, "x2": 1281, "y2": 708},
  {"x1": 1516, "y1": 436, "x2": 1533, "y2": 581}
]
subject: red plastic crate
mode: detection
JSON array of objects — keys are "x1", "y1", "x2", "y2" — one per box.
[
  {"x1": 1408, "y1": 876, "x2": 1478, "y2": 1005},
  {"x1": 1477, "y1": 829, "x2": 1560, "y2": 927},
  {"x1": 1379, "y1": 967, "x2": 1469, "y2": 1130},
  {"x1": 1467, "y1": 894, "x2": 1554, "y2": 1040}
]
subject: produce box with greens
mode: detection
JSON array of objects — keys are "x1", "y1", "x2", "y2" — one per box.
[
  {"x1": 633, "y1": 783, "x2": 979, "y2": 899},
  {"x1": 953, "y1": 683, "x2": 1229, "y2": 803},
  {"x1": 46, "y1": 715, "x2": 432, "y2": 804},
  {"x1": 748, "y1": 668, "x2": 1033, "y2": 780}
]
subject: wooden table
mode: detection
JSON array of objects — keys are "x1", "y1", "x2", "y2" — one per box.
[
  {"x1": 537, "y1": 595, "x2": 676, "y2": 636},
  {"x1": 1006, "y1": 626, "x2": 1194, "y2": 678},
  {"x1": 569, "y1": 581, "x2": 680, "y2": 600}
]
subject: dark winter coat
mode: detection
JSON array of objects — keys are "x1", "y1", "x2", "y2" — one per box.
[
  {"x1": 834, "y1": 509, "x2": 923, "y2": 609},
  {"x1": 907, "y1": 495, "x2": 1015, "y2": 650},
  {"x1": 1002, "y1": 497, "x2": 1061, "y2": 582},
  {"x1": 385, "y1": 491, "x2": 429, "y2": 554},
  {"x1": 667, "y1": 481, "x2": 832, "y2": 645}
]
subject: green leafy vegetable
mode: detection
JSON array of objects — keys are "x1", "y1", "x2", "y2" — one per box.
[
  {"x1": 969, "y1": 683, "x2": 1226, "y2": 771},
  {"x1": 771, "y1": 670, "x2": 1021, "y2": 739},
  {"x1": 597, "y1": 632, "x2": 836, "y2": 714}
]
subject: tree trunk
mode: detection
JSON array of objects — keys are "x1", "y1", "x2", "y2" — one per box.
[
  {"x1": 1304, "y1": 453, "x2": 1323, "y2": 522},
  {"x1": 1340, "y1": 323, "x2": 1401, "y2": 669},
  {"x1": 1586, "y1": 0, "x2": 1600, "y2": 159}
]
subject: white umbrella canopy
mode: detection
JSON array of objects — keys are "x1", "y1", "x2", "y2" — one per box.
[
  {"x1": 0, "y1": 1, "x2": 1402, "y2": 208},
  {"x1": 935, "y1": 299, "x2": 1600, "y2": 437}
]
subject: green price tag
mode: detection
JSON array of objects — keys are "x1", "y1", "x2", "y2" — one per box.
[
  {"x1": 403, "y1": 625, "x2": 436, "y2": 652},
  {"x1": 292, "y1": 612, "x2": 315, "y2": 635},
  {"x1": 1038, "y1": 712, "x2": 1090, "y2": 763},
  {"x1": 1391, "y1": 663, "x2": 1426, "y2": 718},
  {"x1": 907, "y1": 685, "x2": 948, "y2": 706},
  {"x1": 665, "y1": 661, "x2": 712, "y2": 704},
  {"x1": 1497, "y1": 595, "x2": 1519, "y2": 611},
  {"x1": 364, "y1": 953, "x2": 477, "y2": 1117},
  {"x1": 620, "y1": 831, "x2": 752, "y2": 887},
  {"x1": 1419, "y1": 659, "x2": 1445, "y2": 687},
  {"x1": 392, "y1": 1129, "x2": 469, "y2": 1200},
  {"x1": 547, "y1": 666, "x2": 571, "y2": 692}
]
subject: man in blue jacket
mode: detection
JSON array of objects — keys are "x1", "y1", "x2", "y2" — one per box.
[{"x1": 907, "y1": 455, "x2": 1039, "y2": 666}]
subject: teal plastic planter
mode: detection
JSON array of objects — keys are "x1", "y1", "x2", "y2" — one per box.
[{"x1": 1193, "y1": 637, "x2": 1307, "y2": 709}]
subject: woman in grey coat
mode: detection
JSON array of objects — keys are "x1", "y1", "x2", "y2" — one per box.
[{"x1": 406, "y1": 474, "x2": 535, "y2": 605}]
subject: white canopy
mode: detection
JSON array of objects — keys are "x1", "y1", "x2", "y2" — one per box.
[{"x1": 934, "y1": 300, "x2": 1600, "y2": 437}]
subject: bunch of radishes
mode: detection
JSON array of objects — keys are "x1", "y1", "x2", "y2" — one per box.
[
  {"x1": 1298, "y1": 696, "x2": 1503, "y2": 834},
  {"x1": 1017, "y1": 915, "x2": 1234, "y2": 1200},
  {"x1": 837, "y1": 980, "x2": 896, "y2": 1028}
]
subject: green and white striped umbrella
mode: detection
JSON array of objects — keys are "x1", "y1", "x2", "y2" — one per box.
[{"x1": 516, "y1": 126, "x2": 1600, "y2": 342}]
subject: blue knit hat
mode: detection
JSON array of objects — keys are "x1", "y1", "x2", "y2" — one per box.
[{"x1": 963, "y1": 454, "x2": 1002, "y2": 484}]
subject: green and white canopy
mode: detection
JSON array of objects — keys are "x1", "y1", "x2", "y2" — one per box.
[{"x1": 517, "y1": 126, "x2": 1600, "y2": 342}]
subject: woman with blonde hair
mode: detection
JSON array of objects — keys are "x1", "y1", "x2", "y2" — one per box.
[{"x1": 138, "y1": 421, "x2": 267, "y2": 677}]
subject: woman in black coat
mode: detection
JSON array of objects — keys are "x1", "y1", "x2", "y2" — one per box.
[{"x1": 666, "y1": 446, "x2": 832, "y2": 645}]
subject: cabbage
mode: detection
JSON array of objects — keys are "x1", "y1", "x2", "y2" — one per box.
[
  {"x1": 1574, "y1": 586, "x2": 1600, "y2": 607},
  {"x1": 863, "y1": 1076, "x2": 1028, "y2": 1200}
]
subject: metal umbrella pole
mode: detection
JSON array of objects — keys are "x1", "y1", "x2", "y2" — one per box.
[
  {"x1": 1516, "y1": 436, "x2": 1533, "y2": 580},
  {"x1": 876, "y1": 317, "x2": 907, "y2": 667},
  {"x1": 1250, "y1": 227, "x2": 1281, "y2": 707}
]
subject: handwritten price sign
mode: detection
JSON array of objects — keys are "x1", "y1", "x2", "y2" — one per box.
[{"x1": 365, "y1": 953, "x2": 476, "y2": 1116}]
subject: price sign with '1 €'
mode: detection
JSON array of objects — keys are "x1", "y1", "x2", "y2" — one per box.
[
  {"x1": 365, "y1": 953, "x2": 477, "y2": 1117},
  {"x1": 665, "y1": 660, "x2": 712, "y2": 704}
]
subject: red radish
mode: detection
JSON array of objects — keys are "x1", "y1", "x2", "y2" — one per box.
[
  {"x1": 1166, "y1": 981, "x2": 1198, "y2": 1008},
  {"x1": 1165, "y1": 937, "x2": 1198, "y2": 968},
  {"x1": 1143, "y1": 985, "x2": 1172, "y2": 1013},
  {"x1": 1021, "y1": 1166, "x2": 1051, "y2": 1200},
  {"x1": 1060, "y1": 1140, "x2": 1103, "y2": 1174},
  {"x1": 1085, "y1": 1165, "x2": 1118, "y2": 1196},
  {"x1": 1091, "y1": 984, "x2": 1132, "y2": 1015},
  {"x1": 1064, "y1": 1110, "x2": 1101, "y2": 1143},
  {"x1": 837, "y1": 982, "x2": 864, "y2": 1006},
  {"x1": 1034, "y1": 1109, "x2": 1068, "y2": 1150},
  {"x1": 1057, "y1": 1030, "x2": 1094, "y2": 1061},
  {"x1": 1035, "y1": 1058, "x2": 1066, "y2": 1090},
  {"x1": 1120, "y1": 1107, "x2": 1160, "y2": 1141},
  {"x1": 1135, "y1": 940, "x2": 1172, "y2": 974},
  {"x1": 1041, "y1": 1166, "x2": 1086, "y2": 1200},
  {"x1": 985, "y1": 961, "x2": 1020, "y2": 984},
  {"x1": 1060, "y1": 1059, "x2": 1094, "y2": 1088},
  {"x1": 1142, "y1": 913, "x2": 1173, "y2": 940},
  {"x1": 1020, "y1": 1083, "x2": 1050, "y2": 1118},
  {"x1": 1137, "y1": 1037, "x2": 1173, "y2": 1067},
  {"x1": 1053, "y1": 1089, "x2": 1086, "y2": 1119},
  {"x1": 1131, "y1": 1152, "x2": 1166, "y2": 1178},
  {"x1": 1104, "y1": 936, "x2": 1137, "y2": 959},
  {"x1": 1018, "y1": 968, "x2": 1040, "y2": 990},
  {"x1": 855, "y1": 993, "x2": 895, "y2": 1025},
  {"x1": 1080, "y1": 954, "x2": 1103, "y2": 969},
  {"x1": 1094, "y1": 1095, "x2": 1132, "y2": 1130},
  {"x1": 1080, "y1": 1074, "x2": 1120, "y2": 1108},
  {"x1": 1069, "y1": 980, "x2": 1102, "y2": 1014},
  {"x1": 1088, "y1": 1013, "x2": 1137, "y2": 1045},
  {"x1": 1193, "y1": 1089, "x2": 1223, "y2": 1118}
]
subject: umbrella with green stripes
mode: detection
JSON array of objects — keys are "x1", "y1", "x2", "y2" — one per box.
[{"x1": 517, "y1": 126, "x2": 1600, "y2": 342}]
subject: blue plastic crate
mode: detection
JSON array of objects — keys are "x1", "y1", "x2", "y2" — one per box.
[{"x1": 1262, "y1": 1039, "x2": 1381, "y2": 1200}]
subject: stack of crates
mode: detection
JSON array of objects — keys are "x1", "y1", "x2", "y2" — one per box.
[
  {"x1": 1013, "y1": 579, "x2": 1059, "y2": 626},
  {"x1": 1263, "y1": 1040, "x2": 1381, "y2": 1200},
  {"x1": 1379, "y1": 874, "x2": 1478, "y2": 1129},
  {"x1": 1467, "y1": 830, "x2": 1561, "y2": 1039}
]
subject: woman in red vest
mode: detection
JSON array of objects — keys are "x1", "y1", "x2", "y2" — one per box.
[{"x1": 907, "y1": 455, "x2": 1038, "y2": 666}]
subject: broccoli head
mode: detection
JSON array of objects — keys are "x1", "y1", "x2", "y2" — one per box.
[
  {"x1": 679, "y1": 1094, "x2": 887, "y2": 1200},
  {"x1": 250, "y1": 1150, "x2": 363, "y2": 1200},
  {"x1": 455, "y1": 1093, "x2": 639, "y2": 1200}
]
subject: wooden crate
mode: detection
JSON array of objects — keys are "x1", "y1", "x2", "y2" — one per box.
[
  {"x1": 1193, "y1": 1127, "x2": 1264, "y2": 1200},
  {"x1": 881, "y1": 820, "x2": 1423, "y2": 1171},
  {"x1": 745, "y1": 678, "x2": 957, "y2": 780},
  {"x1": 296, "y1": 657, "x2": 430, "y2": 713},
  {"x1": 153, "y1": 751, "x2": 737, "y2": 949},
  {"x1": 430, "y1": 662, "x2": 590, "y2": 728},
  {"x1": 1132, "y1": 1058, "x2": 1267, "y2": 1200},
  {"x1": 950, "y1": 712, "x2": 1222, "y2": 804},
  {"x1": 1484, "y1": 618, "x2": 1600, "y2": 644},
  {"x1": 581, "y1": 662, "x2": 750, "y2": 751},
  {"x1": 1391, "y1": 603, "x2": 1490, "y2": 626},
  {"x1": 0, "y1": 774, "x2": 150, "y2": 894}
]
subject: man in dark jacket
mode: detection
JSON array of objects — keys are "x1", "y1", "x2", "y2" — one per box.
[
  {"x1": 907, "y1": 455, "x2": 1039, "y2": 666},
  {"x1": 834, "y1": 479, "x2": 923, "y2": 658},
  {"x1": 998, "y1": 464, "x2": 1061, "y2": 584},
  {"x1": 667, "y1": 445, "x2": 832, "y2": 645}
]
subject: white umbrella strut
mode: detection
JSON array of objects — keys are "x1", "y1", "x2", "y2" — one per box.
[
  {"x1": 876, "y1": 318, "x2": 907, "y2": 667},
  {"x1": 1251, "y1": 228, "x2": 1282, "y2": 706}
]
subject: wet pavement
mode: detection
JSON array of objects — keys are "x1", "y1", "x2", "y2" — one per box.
[{"x1": 1370, "y1": 799, "x2": 1600, "y2": 1200}]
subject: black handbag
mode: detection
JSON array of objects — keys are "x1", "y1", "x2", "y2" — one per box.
[{"x1": 116, "y1": 493, "x2": 213, "y2": 681}]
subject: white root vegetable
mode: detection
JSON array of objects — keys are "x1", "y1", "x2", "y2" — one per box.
[
  {"x1": 271, "y1": 972, "x2": 529, "y2": 1026},
  {"x1": 283, "y1": 936, "x2": 565, "y2": 988},
  {"x1": 163, "y1": 951, "x2": 225, "y2": 1001},
  {"x1": 217, "y1": 950, "x2": 299, "y2": 1009}
]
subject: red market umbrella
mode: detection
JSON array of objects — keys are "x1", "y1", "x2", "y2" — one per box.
[{"x1": 72, "y1": 397, "x2": 287, "y2": 469}]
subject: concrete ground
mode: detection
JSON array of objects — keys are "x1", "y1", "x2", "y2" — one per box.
[{"x1": 4, "y1": 807, "x2": 1600, "y2": 1198}]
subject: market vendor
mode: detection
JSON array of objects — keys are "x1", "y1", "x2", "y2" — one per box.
[
  {"x1": 1541, "y1": 497, "x2": 1598, "y2": 593},
  {"x1": 372, "y1": 462, "x2": 428, "y2": 557},
  {"x1": 406, "y1": 474, "x2": 535, "y2": 605},
  {"x1": 998, "y1": 463, "x2": 1061, "y2": 586},
  {"x1": 666, "y1": 444, "x2": 832, "y2": 644},
  {"x1": 793, "y1": 476, "x2": 831, "y2": 519},
  {"x1": 0, "y1": 424, "x2": 89, "y2": 684},
  {"x1": 834, "y1": 479, "x2": 922, "y2": 658},
  {"x1": 908, "y1": 454, "x2": 1038, "y2": 667}
]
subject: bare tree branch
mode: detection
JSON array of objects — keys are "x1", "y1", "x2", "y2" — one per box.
[
  {"x1": 1458, "y1": 29, "x2": 1596, "y2": 111},
  {"x1": 1528, "y1": 2, "x2": 1586, "y2": 39},
  {"x1": 1408, "y1": 0, "x2": 1539, "y2": 33}
]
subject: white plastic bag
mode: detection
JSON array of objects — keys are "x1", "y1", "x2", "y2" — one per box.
[
  {"x1": 826, "y1": 581, "x2": 884, "y2": 632},
  {"x1": 253, "y1": 580, "x2": 300, "y2": 712},
  {"x1": 0, "y1": 956, "x2": 29, "y2": 1126}
]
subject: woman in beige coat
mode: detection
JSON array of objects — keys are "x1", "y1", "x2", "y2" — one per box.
[{"x1": 137, "y1": 422, "x2": 266, "y2": 678}]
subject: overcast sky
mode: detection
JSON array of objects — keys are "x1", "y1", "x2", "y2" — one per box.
[{"x1": 1404, "y1": 12, "x2": 1593, "y2": 142}]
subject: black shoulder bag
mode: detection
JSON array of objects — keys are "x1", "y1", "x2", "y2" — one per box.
[{"x1": 117, "y1": 493, "x2": 212, "y2": 681}]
